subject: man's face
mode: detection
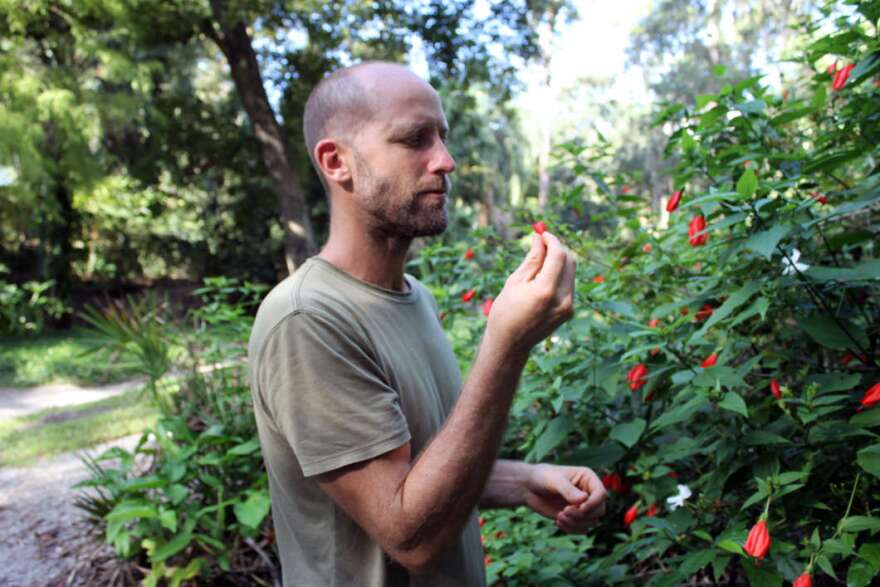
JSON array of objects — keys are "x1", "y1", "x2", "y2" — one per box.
[{"x1": 346, "y1": 73, "x2": 456, "y2": 238}]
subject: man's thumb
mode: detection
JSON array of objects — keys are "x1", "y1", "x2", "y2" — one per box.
[{"x1": 514, "y1": 233, "x2": 545, "y2": 279}]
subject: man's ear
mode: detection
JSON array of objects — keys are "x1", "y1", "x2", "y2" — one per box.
[{"x1": 315, "y1": 139, "x2": 351, "y2": 185}]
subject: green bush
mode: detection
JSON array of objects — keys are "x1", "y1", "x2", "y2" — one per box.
[
  {"x1": 76, "y1": 278, "x2": 276, "y2": 586},
  {"x1": 417, "y1": 4, "x2": 880, "y2": 585},
  {"x1": 0, "y1": 264, "x2": 70, "y2": 335}
]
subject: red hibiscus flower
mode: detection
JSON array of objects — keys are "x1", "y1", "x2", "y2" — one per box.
[
  {"x1": 832, "y1": 63, "x2": 855, "y2": 91},
  {"x1": 860, "y1": 382, "x2": 880, "y2": 408},
  {"x1": 464, "y1": 247, "x2": 474, "y2": 260},
  {"x1": 627, "y1": 364, "x2": 648, "y2": 391},
  {"x1": 666, "y1": 190, "x2": 682, "y2": 212},
  {"x1": 482, "y1": 298, "x2": 494, "y2": 317},
  {"x1": 701, "y1": 353, "x2": 718, "y2": 368},
  {"x1": 462, "y1": 289, "x2": 476, "y2": 303},
  {"x1": 688, "y1": 215, "x2": 708, "y2": 247},
  {"x1": 532, "y1": 220, "x2": 547, "y2": 234},
  {"x1": 624, "y1": 504, "x2": 639, "y2": 527},
  {"x1": 770, "y1": 378, "x2": 781, "y2": 400},
  {"x1": 743, "y1": 519, "x2": 771, "y2": 559}
]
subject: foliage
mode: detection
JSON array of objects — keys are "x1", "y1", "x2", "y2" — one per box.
[
  {"x1": 76, "y1": 277, "x2": 275, "y2": 585},
  {"x1": 419, "y1": 2, "x2": 880, "y2": 584},
  {"x1": 0, "y1": 264, "x2": 71, "y2": 336}
]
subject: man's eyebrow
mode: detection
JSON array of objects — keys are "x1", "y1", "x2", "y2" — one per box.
[{"x1": 389, "y1": 119, "x2": 449, "y2": 136}]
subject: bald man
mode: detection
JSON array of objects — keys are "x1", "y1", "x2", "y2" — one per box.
[{"x1": 247, "y1": 62, "x2": 607, "y2": 587}]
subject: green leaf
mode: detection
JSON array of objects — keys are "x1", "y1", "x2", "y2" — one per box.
[
  {"x1": 742, "y1": 559, "x2": 782, "y2": 587},
  {"x1": 106, "y1": 501, "x2": 157, "y2": 522},
  {"x1": 680, "y1": 549, "x2": 715, "y2": 576},
  {"x1": 563, "y1": 443, "x2": 625, "y2": 469},
  {"x1": 712, "y1": 64, "x2": 726, "y2": 76},
  {"x1": 806, "y1": 260, "x2": 880, "y2": 282},
  {"x1": 770, "y1": 106, "x2": 816, "y2": 126},
  {"x1": 796, "y1": 314, "x2": 869, "y2": 350},
  {"x1": 234, "y1": 491, "x2": 271, "y2": 529},
  {"x1": 815, "y1": 554, "x2": 838, "y2": 580},
  {"x1": 651, "y1": 396, "x2": 710, "y2": 432},
  {"x1": 736, "y1": 169, "x2": 758, "y2": 198},
  {"x1": 857, "y1": 444, "x2": 880, "y2": 478},
  {"x1": 743, "y1": 431, "x2": 792, "y2": 446},
  {"x1": 729, "y1": 297, "x2": 770, "y2": 328},
  {"x1": 227, "y1": 439, "x2": 261, "y2": 456},
  {"x1": 694, "y1": 282, "x2": 760, "y2": 337},
  {"x1": 839, "y1": 516, "x2": 880, "y2": 534},
  {"x1": 806, "y1": 373, "x2": 862, "y2": 393},
  {"x1": 159, "y1": 508, "x2": 177, "y2": 532},
  {"x1": 717, "y1": 539, "x2": 744, "y2": 555},
  {"x1": 744, "y1": 225, "x2": 790, "y2": 259},
  {"x1": 609, "y1": 418, "x2": 646, "y2": 448},
  {"x1": 151, "y1": 532, "x2": 192, "y2": 563},
  {"x1": 858, "y1": 543, "x2": 880, "y2": 569},
  {"x1": 847, "y1": 558, "x2": 879, "y2": 587},
  {"x1": 850, "y1": 52, "x2": 880, "y2": 85},
  {"x1": 852, "y1": 409, "x2": 880, "y2": 428},
  {"x1": 718, "y1": 392, "x2": 749, "y2": 419},
  {"x1": 529, "y1": 415, "x2": 576, "y2": 461}
]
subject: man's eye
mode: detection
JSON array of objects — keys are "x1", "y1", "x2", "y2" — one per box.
[{"x1": 404, "y1": 134, "x2": 428, "y2": 147}]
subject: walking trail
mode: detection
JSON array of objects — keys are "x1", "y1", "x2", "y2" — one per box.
[{"x1": 0, "y1": 379, "x2": 146, "y2": 586}]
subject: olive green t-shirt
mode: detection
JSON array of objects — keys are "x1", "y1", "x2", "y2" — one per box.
[{"x1": 247, "y1": 256, "x2": 485, "y2": 587}]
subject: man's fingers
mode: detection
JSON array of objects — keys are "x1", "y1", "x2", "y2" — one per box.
[
  {"x1": 535, "y1": 232, "x2": 568, "y2": 285},
  {"x1": 511, "y1": 233, "x2": 546, "y2": 282}
]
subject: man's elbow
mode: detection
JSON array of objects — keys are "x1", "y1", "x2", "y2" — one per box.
[{"x1": 386, "y1": 522, "x2": 445, "y2": 574}]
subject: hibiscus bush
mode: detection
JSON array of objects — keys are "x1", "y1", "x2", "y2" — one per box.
[{"x1": 418, "y1": 3, "x2": 880, "y2": 585}]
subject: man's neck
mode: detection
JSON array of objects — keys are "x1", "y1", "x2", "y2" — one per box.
[{"x1": 319, "y1": 221, "x2": 412, "y2": 293}]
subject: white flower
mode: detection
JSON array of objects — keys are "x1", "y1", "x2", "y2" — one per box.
[
  {"x1": 667, "y1": 484, "x2": 692, "y2": 511},
  {"x1": 768, "y1": 190, "x2": 780, "y2": 201},
  {"x1": 745, "y1": 215, "x2": 754, "y2": 228},
  {"x1": 782, "y1": 248, "x2": 809, "y2": 276}
]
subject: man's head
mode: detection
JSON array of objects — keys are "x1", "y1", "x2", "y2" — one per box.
[{"x1": 303, "y1": 62, "x2": 455, "y2": 238}]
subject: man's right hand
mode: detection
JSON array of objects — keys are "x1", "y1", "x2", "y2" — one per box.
[{"x1": 486, "y1": 231, "x2": 576, "y2": 356}]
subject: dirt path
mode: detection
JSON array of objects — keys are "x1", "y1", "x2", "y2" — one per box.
[
  {"x1": 0, "y1": 434, "x2": 143, "y2": 587},
  {"x1": 0, "y1": 379, "x2": 145, "y2": 422}
]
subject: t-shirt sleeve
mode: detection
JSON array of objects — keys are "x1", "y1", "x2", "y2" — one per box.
[{"x1": 257, "y1": 311, "x2": 411, "y2": 477}]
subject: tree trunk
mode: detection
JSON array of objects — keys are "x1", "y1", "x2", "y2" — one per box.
[{"x1": 205, "y1": 3, "x2": 316, "y2": 275}]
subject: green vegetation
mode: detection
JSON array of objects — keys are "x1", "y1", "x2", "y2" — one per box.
[
  {"x1": 0, "y1": 388, "x2": 157, "y2": 466},
  {"x1": 0, "y1": 328, "x2": 140, "y2": 388}
]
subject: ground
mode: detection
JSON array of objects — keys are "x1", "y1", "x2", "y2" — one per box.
[{"x1": 0, "y1": 379, "x2": 141, "y2": 587}]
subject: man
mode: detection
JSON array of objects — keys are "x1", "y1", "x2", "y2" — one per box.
[{"x1": 248, "y1": 61, "x2": 607, "y2": 586}]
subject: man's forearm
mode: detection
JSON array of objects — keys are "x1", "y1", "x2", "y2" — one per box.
[
  {"x1": 394, "y1": 328, "x2": 529, "y2": 565},
  {"x1": 479, "y1": 459, "x2": 532, "y2": 509}
]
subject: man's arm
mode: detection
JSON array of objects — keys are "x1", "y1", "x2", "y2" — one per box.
[{"x1": 316, "y1": 232, "x2": 576, "y2": 573}]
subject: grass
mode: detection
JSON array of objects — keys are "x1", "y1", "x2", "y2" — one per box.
[
  {"x1": 0, "y1": 327, "x2": 141, "y2": 388},
  {"x1": 0, "y1": 387, "x2": 158, "y2": 467}
]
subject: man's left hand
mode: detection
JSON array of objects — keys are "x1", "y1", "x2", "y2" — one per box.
[{"x1": 523, "y1": 464, "x2": 607, "y2": 533}]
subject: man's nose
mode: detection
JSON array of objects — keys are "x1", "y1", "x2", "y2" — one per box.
[{"x1": 429, "y1": 139, "x2": 456, "y2": 175}]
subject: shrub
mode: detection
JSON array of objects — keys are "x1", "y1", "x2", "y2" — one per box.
[{"x1": 420, "y1": 4, "x2": 880, "y2": 585}]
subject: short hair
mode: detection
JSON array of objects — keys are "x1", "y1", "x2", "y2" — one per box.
[{"x1": 302, "y1": 62, "x2": 389, "y2": 180}]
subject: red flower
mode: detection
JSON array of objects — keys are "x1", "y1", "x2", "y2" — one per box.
[
  {"x1": 680, "y1": 307, "x2": 690, "y2": 316},
  {"x1": 827, "y1": 61, "x2": 838, "y2": 74},
  {"x1": 593, "y1": 275, "x2": 605, "y2": 284},
  {"x1": 860, "y1": 382, "x2": 880, "y2": 408},
  {"x1": 770, "y1": 378, "x2": 781, "y2": 400},
  {"x1": 793, "y1": 572, "x2": 812, "y2": 587},
  {"x1": 464, "y1": 247, "x2": 474, "y2": 260},
  {"x1": 842, "y1": 352, "x2": 854, "y2": 366},
  {"x1": 482, "y1": 298, "x2": 494, "y2": 317},
  {"x1": 532, "y1": 220, "x2": 547, "y2": 235},
  {"x1": 622, "y1": 185, "x2": 631, "y2": 194},
  {"x1": 479, "y1": 516, "x2": 485, "y2": 527},
  {"x1": 646, "y1": 503, "x2": 658, "y2": 517},
  {"x1": 494, "y1": 530, "x2": 506, "y2": 539},
  {"x1": 624, "y1": 504, "x2": 639, "y2": 527},
  {"x1": 649, "y1": 348, "x2": 660, "y2": 357},
  {"x1": 484, "y1": 556, "x2": 492, "y2": 566},
  {"x1": 648, "y1": 318, "x2": 660, "y2": 328},
  {"x1": 462, "y1": 289, "x2": 476, "y2": 303},
  {"x1": 811, "y1": 191, "x2": 828, "y2": 205},
  {"x1": 701, "y1": 353, "x2": 718, "y2": 368},
  {"x1": 627, "y1": 364, "x2": 648, "y2": 391},
  {"x1": 694, "y1": 304, "x2": 713, "y2": 322},
  {"x1": 666, "y1": 190, "x2": 682, "y2": 212},
  {"x1": 642, "y1": 243, "x2": 653, "y2": 253},
  {"x1": 688, "y1": 215, "x2": 708, "y2": 247},
  {"x1": 602, "y1": 472, "x2": 624, "y2": 493},
  {"x1": 438, "y1": 311, "x2": 446, "y2": 322},
  {"x1": 743, "y1": 519, "x2": 771, "y2": 559},
  {"x1": 667, "y1": 471, "x2": 678, "y2": 478},
  {"x1": 832, "y1": 63, "x2": 855, "y2": 91}
]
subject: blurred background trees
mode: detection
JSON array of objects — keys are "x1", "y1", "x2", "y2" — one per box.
[{"x1": 0, "y1": 0, "x2": 826, "y2": 331}]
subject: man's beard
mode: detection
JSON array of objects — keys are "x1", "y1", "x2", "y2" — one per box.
[{"x1": 354, "y1": 151, "x2": 449, "y2": 239}]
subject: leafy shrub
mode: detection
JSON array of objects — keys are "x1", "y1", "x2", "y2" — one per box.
[
  {"x1": 419, "y1": 4, "x2": 880, "y2": 585},
  {"x1": 76, "y1": 278, "x2": 276, "y2": 585},
  {"x1": 0, "y1": 264, "x2": 71, "y2": 335}
]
